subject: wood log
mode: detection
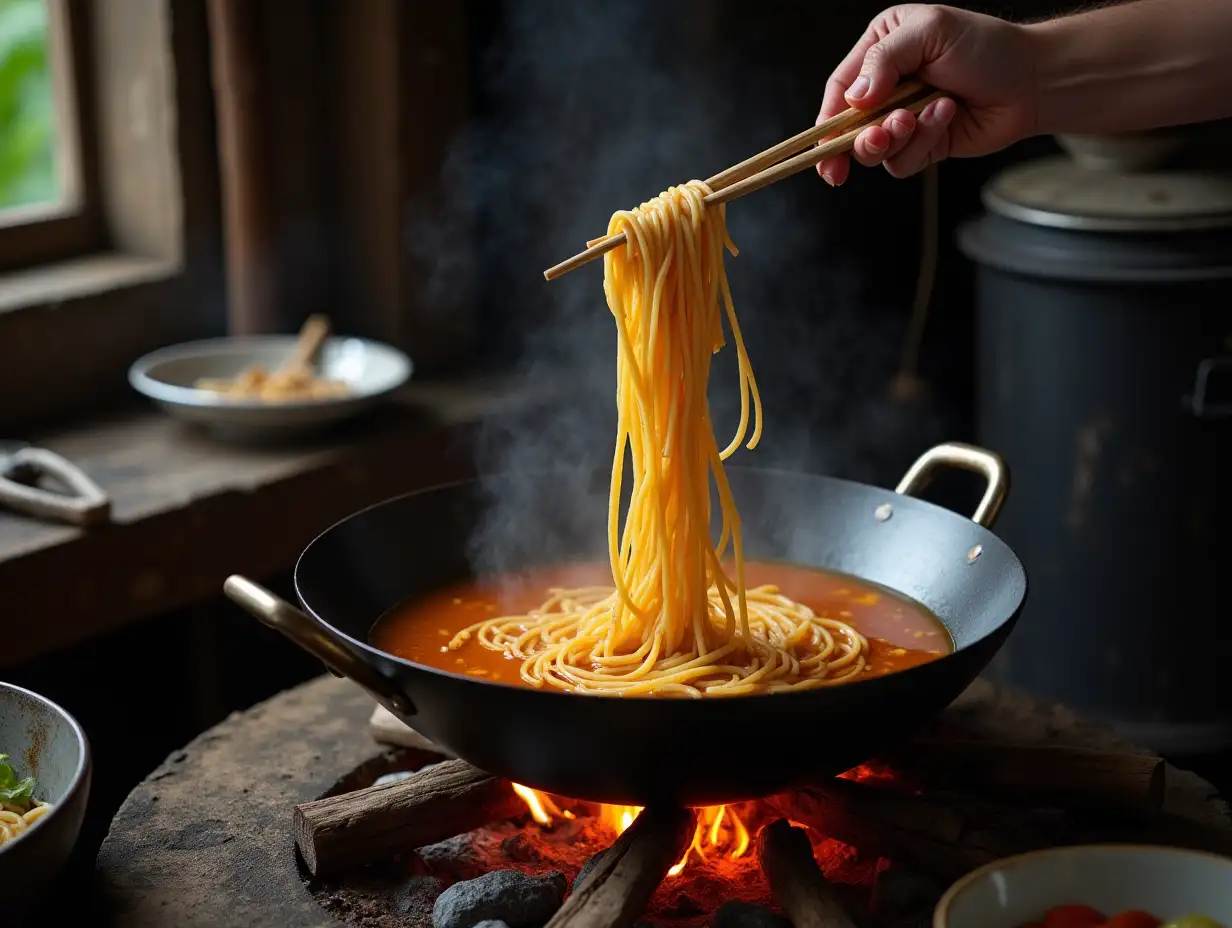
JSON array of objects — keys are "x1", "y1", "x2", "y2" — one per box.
[
  {"x1": 897, "y1": 730, "x2": 1165, "y2": 814},
  {"x1": 368, "y1": 704, "x2": 455, "y2": 756},
  {"x1": 768, "y1": 776, "x2": 1067, "y2": 881},
  {"x1": 757, "y1": 819, "x2": 857, "y2": 928},
  {"x1": 544, "y1": 806, "x2": 695, "y2": 928},
  {"x1": 293, "y1": 758, "x2": 522, "y2": 877}
]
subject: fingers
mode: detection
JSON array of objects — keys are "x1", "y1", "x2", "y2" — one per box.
[
  {"x1": 818, "y1": 6, "x2": 951, "y2": 186},
  {"x1": 820, "y1": 108, "x2": 918, "y2": 186},
  {"x1": 844, "y1": 39, "x2": 921, "y2": 113},
  {"x1": 882, "y1": 97, "x2": 956, "y2": 177},
  {"x1": 851, "y1": 109, "x2": 916, "y2": 167},
  {"x1": 816, "y1": 30, "x2": 881, "y2": 186}
]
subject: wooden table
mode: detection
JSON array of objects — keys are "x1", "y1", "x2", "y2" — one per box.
[
  {"x1": 92, "y1": 676, "x2": 1231, "y2": 928},
  {"x1": 0, "y1": 378, "x2": 525, "y2": 668}
]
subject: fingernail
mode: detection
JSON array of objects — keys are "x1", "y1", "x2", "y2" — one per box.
[
  {"x1": 921, "y1": 98, "x2": 955, "y2": 127},
  {"x1": 822, "y1": 173, "x2": 835, "y2": 187},
  {"x1": 866, "y1": 135, "x2": 888, "y2": 155},
  {"x1": 887, "y1": 114, "x2": 913, "y2": 140},
  {"x1": 846, "y1": 76, "x2": 870, "y2": 101}
]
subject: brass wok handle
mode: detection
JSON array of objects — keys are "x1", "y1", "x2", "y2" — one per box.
[
  {"x1": 894, "y1": 442, "x2": 1009, "y2": 529},
  {"x1": 223, "y1": 575, "x2": 416, "y2": 715}
]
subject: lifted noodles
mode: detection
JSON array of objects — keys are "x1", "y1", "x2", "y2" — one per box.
[{"x1": 448, "y1": 182, "x2": 868, "y2": 695}]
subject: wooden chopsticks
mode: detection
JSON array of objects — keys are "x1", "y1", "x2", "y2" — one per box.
[{"x1": 545, "y1": 81, "x2": 942, "y2": 281}]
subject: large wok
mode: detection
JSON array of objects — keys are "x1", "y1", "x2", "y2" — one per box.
[{"x1": 225, "y1": 442, "x2": 1026, "y2": 806}]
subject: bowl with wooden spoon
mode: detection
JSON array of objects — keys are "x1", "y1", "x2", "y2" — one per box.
[{"x1": 128, "y1": 316, "x2": 412, "y2": 438}]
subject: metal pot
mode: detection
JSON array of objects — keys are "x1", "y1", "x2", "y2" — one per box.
[
  {"x1": 959, "y1": 141, "x2": 1232, "y2": 754},
  {"x1": 225, "y1": 442, "x2": 1027, "y2": 806}
]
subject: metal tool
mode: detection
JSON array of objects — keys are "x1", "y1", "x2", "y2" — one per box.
[{"x1": 0, "y1": 441, "x2": 111, "y2": 526}]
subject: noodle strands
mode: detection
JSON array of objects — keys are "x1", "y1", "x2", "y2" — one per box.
[{"x1": 448, "y1": 182, "x2": 867, "y2": 696}]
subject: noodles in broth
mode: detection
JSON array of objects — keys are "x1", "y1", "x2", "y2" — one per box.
[{"x1": 447, "y1": 181, "x2": 868, "y2": 696}]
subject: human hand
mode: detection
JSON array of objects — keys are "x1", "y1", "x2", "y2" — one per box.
[{"x1": 817, "y1": 4, "x2": 1038, "y2": 184}]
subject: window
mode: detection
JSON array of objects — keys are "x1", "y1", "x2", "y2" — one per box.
[
  {"x1": 0, "y1": 0, "x2": 224, "y2": 431},
  {"x1": 0, "y1": 0, "x2": 101, "y2": 271}
]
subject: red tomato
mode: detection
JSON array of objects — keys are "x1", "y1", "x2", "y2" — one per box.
[
  {"x1": 1042, "y1": 905, "x2": 1106, "y2": 928},
  {"x1": 1103, "y1": 912, "x2": 1162, "y2": 928}
]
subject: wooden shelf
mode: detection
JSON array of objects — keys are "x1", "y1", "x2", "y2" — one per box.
[{"x1": 0, "y1": 378, "x2": 521, "y2": 667}]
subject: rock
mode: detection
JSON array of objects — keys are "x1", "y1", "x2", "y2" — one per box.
[
  {"x1": 713, "y1": 900, "x2": 792, "y2": 928},
  {"x1": 572, "y1": 851, "x2": 606, "y2": 889},
  {"x1": 432, "y1": 869, "x2": 567, "y2": 928},
  {"x1": 870, "y1": 865, "x2": 944, "y2": 919},
  {"x1": 473, "y1": 922, "x2": 511, "y2": 928}
]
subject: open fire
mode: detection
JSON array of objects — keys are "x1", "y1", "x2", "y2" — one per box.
[
  {"x1": 510, "y1": 784, "x2": 756, "y2": 878},
  {"x1": 303, "y1": 707, "x2": 1176, "y2": 928}
]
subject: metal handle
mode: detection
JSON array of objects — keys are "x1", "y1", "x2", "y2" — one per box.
[
  {"x1": 1184, "y1": 357, "x2": 1232, "y2": 419},
  {"x1": 0, "y1": 447, "x2": 111, "y2": 526},
  {"x1": 894, "y1": 442, "x2": 1010, "y2": 529},
  {"x1": 223, "y1": 575, "x2": 415, "y2": 715}
]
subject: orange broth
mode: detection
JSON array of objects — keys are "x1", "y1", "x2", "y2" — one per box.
[{"x1": 370, "y1": 561, "x2": 951, "y2": 690}]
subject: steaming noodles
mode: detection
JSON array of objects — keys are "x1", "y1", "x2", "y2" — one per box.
[{"x1": 372, "y1": 181, "x2": 951, "y2": 696}]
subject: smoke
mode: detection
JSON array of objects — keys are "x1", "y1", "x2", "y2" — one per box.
[{"x1": 405, "y1": 0, "x2": 949, "y2": 576}]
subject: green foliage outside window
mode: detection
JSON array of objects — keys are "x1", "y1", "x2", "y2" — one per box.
[{"x1": 0, "y1": 0, "x2": 58, "y2": 211}]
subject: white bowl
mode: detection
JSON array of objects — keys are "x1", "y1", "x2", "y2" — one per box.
[
  {"x1": 129, "y1": 335, "x2": 412, "y2": 438},
  {"x1": 935, "y1": 845, "x2": 1232, "y2": 928},
  {"x1": 0, "y1": 682, "x2": 92, "y2": 918}
]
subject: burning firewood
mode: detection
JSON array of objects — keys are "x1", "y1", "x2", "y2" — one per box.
[
  {"x1": 893, "y1": 731, "x2": 1165, "y2": 815},
  {"x1": 294, "y1": 758, "x2": 524, "y2": 877},
  {"x1": 757, "y1": 819, "x2": 857, "y2": 928},
  {"x1": 543, "y1": 806, "x2": 695, "y2": 928},
  {"x1": 768, "y1": 777, "x2": 1067, "y2": 881}
]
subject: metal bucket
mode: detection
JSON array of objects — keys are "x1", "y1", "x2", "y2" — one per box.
[{"x1": 958, "y1": 136, "x2": 1232, "y2": 754}]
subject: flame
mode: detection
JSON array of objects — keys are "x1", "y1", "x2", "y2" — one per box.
[
  {"x1": 511, "y1": 783, "x2": 574, "y2": 825},
  {"x1": 511, "y1": 785, "x2": 751, "y2": 877}
]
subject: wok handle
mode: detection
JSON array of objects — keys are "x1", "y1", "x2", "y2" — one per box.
[
  {"x1": 894, "y1": 442, "x2": 1009, "y2": 529},
  {"x1": 223, "y1": 575, "x2": 416, "y2": 716}
]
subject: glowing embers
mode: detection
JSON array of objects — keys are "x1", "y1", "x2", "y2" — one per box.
[{"x1": 511, "y1": 785, "x2": 757, "y2": 879}]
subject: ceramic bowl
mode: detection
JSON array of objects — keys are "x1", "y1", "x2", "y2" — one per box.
[
  {"x1": 935, "y1": 845, "x2": 1232, "y2": 928},
  {"x1": 0, "y1": 682, "x2": 91, "y2": 918},
  {"x1": 128, "y1": 335, "x2": 413, "y2": 439}
]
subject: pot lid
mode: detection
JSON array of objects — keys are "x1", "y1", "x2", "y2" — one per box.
[{"x1": 982, "y1": 155, "x2": 1232, "y2": 232}]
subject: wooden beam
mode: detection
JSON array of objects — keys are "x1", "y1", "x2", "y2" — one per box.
[
  {"x1": 206, "y1": 0, "x2": 279, "y2": 334},
  {"x1": 324, "y1": 0, "x2": 404, "y2": 346}
]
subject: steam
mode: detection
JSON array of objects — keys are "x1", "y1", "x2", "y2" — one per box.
[{"x1": 405, "y1": 1, "x2": 947, "y2": 576}]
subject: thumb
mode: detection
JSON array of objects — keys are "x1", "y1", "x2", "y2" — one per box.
[{"x1": 844, "y1": 20, "x2": 929, "y2": 109}]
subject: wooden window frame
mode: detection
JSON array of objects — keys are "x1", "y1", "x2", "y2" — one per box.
[
  {"x1": 0, "y1": 0, "x2": 102, "y2": 271},
  {"x1": 0, "y1": 0, "x2": 223, "y2": 432}
]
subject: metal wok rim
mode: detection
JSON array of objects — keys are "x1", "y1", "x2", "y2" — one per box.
[{"x1": 292, "y1": 464, "x2": 1028, "y2": 705}]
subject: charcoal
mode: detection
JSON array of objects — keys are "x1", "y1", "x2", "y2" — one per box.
[
  {"x1": 714, "y1": 900, "x2": 792, "y2": 928},
  {"x1": 501, "y1": 834, "x2": 544, "y2": 863},
  {"x1": 571, "y1": 851, "x2": 607, "y2": 889},
  {"x1": 870, "y1": 865, "x2": 944, "y2": 920},
  {"x1": 432, "y1": 869, "x2": 567, "y2": 928},
  {"x1": 420, "y1": 834, "x2": 481, "y2": 870}
]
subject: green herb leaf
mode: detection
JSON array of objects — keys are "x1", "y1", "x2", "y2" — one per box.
[{"x1": 0, "y1": 752, "x2": 35, "y2": 803}]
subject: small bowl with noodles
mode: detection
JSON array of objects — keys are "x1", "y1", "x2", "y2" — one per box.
[
  {"x1": 128, "y1": 315, "x2": 413, "y2": 440},
  {"x1": 0, "y1": 681, "x2": 91, "y2": 917}
]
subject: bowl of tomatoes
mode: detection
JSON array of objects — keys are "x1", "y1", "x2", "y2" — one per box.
[{"x1": 934, "y1": 845, "x2": 1232, "y2": 928}]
